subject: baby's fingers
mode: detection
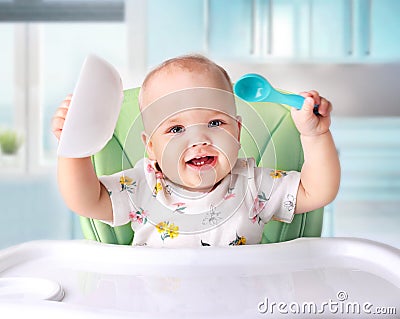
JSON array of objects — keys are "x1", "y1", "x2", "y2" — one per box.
[
  {"x1": 53, "y1": 106, "x2": 68, "y2": 120},
  {"x1": 300, "y1": 90, "x2": 321, "y2": 106},
  {"x1": 51, "y1": 107, "x2": 68, "y2": 137},
  {"x1": 299, "y1": 91, "x2": 333, "y2": 116},
  {"x1": 60, "y1": 94, "x2": 73, "y2": 109},
  {"x1": 51, "y1": 95, "x2": 72, "y2": 141},
  {"x1": 301, "y1": 97, "x2": 316, "y2": 114},
  {"x1": 316, "y1": 97, "x2": 332, "y2": 117},
  {"x1": 51, "y1": 116, "x2": 65, "y2": 140}
]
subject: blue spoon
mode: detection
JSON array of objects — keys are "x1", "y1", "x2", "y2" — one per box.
[{"x1": 234, "y1": 73, "x2": 319, "y2": 114}]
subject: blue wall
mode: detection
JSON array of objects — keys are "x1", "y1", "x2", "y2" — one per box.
[{"x1": 0, "y1": 172, "x2": 82, "y2": 249}]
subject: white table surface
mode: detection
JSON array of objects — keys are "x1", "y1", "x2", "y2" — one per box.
[{"x1": 0, "y1": 237, "x2": 399, "y2": 318}]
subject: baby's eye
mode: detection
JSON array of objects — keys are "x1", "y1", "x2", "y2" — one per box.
[
  {"x1": 168, "y1": 125, "x2": 185, "y2": 134},
  {"x1": 208, "y1": 120, "x2": 223, "y2": 128}
]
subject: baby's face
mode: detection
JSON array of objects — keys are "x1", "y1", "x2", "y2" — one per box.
[
  {"x1": 147, "y1": 108, "x2": 240, "y2": 191},
  {"x1": 141, "y1": 68, "x2": 241, "y2": 192}
]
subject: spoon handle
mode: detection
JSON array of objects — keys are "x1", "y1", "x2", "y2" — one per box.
[
  {"x1": 271, "y1": 90, "x2": 320, "y2": 115},
  {"x1": 271, "y1": 90, "x2": 305, "y2": 110}
]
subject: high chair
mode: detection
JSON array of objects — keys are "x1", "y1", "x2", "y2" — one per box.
[
  {"x1": 1, "y1": 66, "x2": 399, "y2": 317},
  {"x1": 80, "y1": 87, "x2": 324, "y2": 245}
]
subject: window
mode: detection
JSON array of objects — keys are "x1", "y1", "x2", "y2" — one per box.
[
  {"x1": 0, "y1": 0, "x2": 135, "y2": 247},
  {"x1": 40, "y1": 22, "x2": 128, "y2": 164},
  {"x1": 0, "y1": 0, "x2": 124, "y2": 22},
  {"x1": 0, "y1": 24, "x2": 14, "y2": 128},
  {"x1": 0, "y1": 23, "x2": 23, "y2": 173},
  {"x1": 0, "y1": 0, "x2": 128, "y2": 173}
]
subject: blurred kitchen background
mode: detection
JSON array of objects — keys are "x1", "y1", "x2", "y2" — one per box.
[{"x1": 0, "y1": 0, "x2": 399, "y2": 249}]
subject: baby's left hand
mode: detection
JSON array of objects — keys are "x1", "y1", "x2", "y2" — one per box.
[{"x1": 290, "y1": 91, "x2": 332, "y2": 136}]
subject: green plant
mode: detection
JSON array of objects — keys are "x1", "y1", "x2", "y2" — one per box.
[{"x1": 0, "y1": 129, "x2": 23, "y2": 155}]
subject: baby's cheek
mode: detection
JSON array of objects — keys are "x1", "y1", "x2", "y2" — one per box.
[
  {"x1": 220, "y1": 153, "x2": 237, "y2": 174},
  {"x1": 154, "y1": 139, "x2": 172, "y2": 162}
]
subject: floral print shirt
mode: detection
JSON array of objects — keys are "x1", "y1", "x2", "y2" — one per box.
[{"x1": 99, "y1": 158, "x2": 300, "y2": 248}]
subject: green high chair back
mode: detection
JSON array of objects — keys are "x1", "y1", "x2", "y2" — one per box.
[{"x1": 80, "y1": 88, "x2": 324, "y2": 245}]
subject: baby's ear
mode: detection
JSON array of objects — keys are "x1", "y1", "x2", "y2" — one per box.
[
  {"x1": 141, "y1": 131, "x2": 156, "y2": 160},
  {"x1": 236, "y1": 115, "x2": 242, "y2": 141}
]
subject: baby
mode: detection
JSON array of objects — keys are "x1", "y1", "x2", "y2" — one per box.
[{"x1": 52, "y1": 54, "x2": 340, "y2": 247}]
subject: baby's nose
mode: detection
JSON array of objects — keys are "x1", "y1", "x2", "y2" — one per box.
[
  {"x1": 186, "y1": 125, "x2": 212, "y2": 148},
  {"x1": 191, "y1": 141, "x2": 210, "y2": 148}
]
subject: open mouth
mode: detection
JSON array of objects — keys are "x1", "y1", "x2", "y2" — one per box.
[{"x1": 186, "y1": 156, "x2": 217, "y2": 169}]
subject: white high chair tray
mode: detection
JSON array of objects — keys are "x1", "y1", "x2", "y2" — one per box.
[{"x1": 0, "y1": 238, "x2": 399, "y2": 318}]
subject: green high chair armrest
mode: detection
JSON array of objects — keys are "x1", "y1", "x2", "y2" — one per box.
[{"x1": 80, "y1": 88, "x2": 323, "y2": 245}]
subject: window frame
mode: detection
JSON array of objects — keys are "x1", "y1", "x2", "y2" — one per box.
[
  {"x1": 0, "y1": 0, "x2": 148, "y2": 176},
  {"x1": 0, "y1": 0, "x2": 124, "y2": 22}
]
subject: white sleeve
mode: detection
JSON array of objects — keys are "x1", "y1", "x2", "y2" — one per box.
[
  {"x1": 256, "y1": 168, "x2": 301, "y2": 224},
  {"x1": 98, "y1": 168, "x2": 140, "y2": 227}
]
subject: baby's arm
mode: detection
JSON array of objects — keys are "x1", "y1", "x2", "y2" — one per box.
[
  {"x1": 290, "y1": 91, "x2": 340, "y2": 214},
  {"x1": 52, "y1": 95, "x2": 113, "y2": 221}
]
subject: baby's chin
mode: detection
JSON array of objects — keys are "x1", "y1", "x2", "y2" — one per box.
[
  {"x1": 171, "y1": 177, "x2": 217, "y2": 193},
  {"x1": 167, "y1": 171, "x2": 224, "y2": 193}
]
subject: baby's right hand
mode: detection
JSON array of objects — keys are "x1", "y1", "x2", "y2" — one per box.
[{"x1": 51, "y1": 94, "x2": 72, "y2": 141}]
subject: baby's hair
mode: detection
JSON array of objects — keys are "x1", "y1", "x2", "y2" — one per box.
[{"x1": 139, "y1": 54, "x2": 233, "y2": 109}]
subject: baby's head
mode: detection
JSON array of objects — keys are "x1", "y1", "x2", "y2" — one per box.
[{"x1": 139, "y1": 55, "x2": 241, "y2": 192}]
